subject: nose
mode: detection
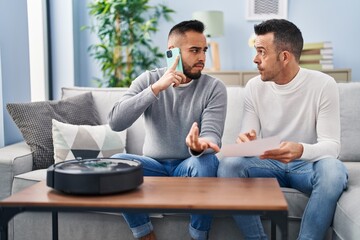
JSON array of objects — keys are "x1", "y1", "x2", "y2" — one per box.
[
  {"x1": 253, "y1": 54, "x2": 260, "y2": 65},
  {"x1": 199, "y1": 51, "x2": 206, "y2": 61}
]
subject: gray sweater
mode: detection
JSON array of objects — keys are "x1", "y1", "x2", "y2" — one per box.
[{"x1": 108, "y1": 67, "x2": 227, "y2": 160}]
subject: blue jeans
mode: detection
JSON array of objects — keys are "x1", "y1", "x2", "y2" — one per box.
[
  {"x1": 217, "y1": 157, "x2": 348, "y2": 240},
  {"x1": 112, "y1": 153, "x2": 219, "y2": 240}
]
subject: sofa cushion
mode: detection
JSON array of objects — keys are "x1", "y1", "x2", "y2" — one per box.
[
  {"x1": 62, "y1": 87, "x2": 145, "y2": 155},
  {"x1": 61, "y1": 87, "x2": 127, "y2": 124},
  {"x1": 0, "y1": 142, "x2": 33, "y2": 200},
  {"x1": 222, "y1": 86, "x2": 244, "y2": 145},
  {"x1": 6, "y1": 93, "x2": 101, "y2": 169},
  {"x1": 338, "y1": 83, "x2": 360, "y2": 161},
  {"x1": 332, "y1": 162, "x2": 360, "y2": 239},
  {"x1": 281, "y1": 187, "x2": 308, "y2": 219},
  {"x1": 52, "y1": 119, "x2": 126, "y2": 163}
]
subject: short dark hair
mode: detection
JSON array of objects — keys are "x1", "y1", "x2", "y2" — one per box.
[
  {"x1": 168, "y1": 20, "x2": 205, "y2": 39},
  {"x1": 254, "y1": 19, "x2": 303, "y2": 62}
]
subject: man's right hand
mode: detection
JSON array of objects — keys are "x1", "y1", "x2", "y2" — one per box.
[
  {"x1": 236, "y1": 129, "x2": 257, "y2": 143},
  {"x1": 151, "y1": 56, "x2": 186, "y2": 96},
  {"x1": 186, "y1": 122, "x2": 220, "y2": 153}
]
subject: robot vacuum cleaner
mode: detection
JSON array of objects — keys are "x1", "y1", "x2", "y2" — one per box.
[{"x1": 47, "y1": 158, "x2": 143, "y2": 195}]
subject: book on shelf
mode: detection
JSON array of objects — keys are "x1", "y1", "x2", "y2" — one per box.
[
  {"x1": 300, "y1": 53, "x2": 333, "y2": 61},
  {"x1": 300, "y1": 63, "x2": 334, "y2": 71},
  {"x1": 301, "y1": 41, "x2": 334, "y2": 70},
  {"x1": 302, "y1": 48, "x2": 333, "y2": 55},
  {"x1": 303, "y1": 41, "x2": 332, "y2": 51},
  {"x1": 300, "y1": 59, "x2": 333, "y2": 65}
]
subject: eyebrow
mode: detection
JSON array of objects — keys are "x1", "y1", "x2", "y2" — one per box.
[
  {"x1": 189, "y1": 46, "x2": 208, "y2": 51},
  {"x1": 254, "y1": 46, "x2": 267, "y2": 57},
  {"x1": 254, "y1": 46, "x2": 266, "y2": 51}
]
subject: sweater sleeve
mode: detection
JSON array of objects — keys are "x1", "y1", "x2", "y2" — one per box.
[
  {"x1": 190, "y1": 78, "x2": 228, "y2": 156},
  {"x1": 301, "y1": 79, "x2": 341, "y2": 161},
  {"x1": 108, "y1": 71, "x2": 158, "y2": 131},
  {"x1": 240, "y1": 82, "x2": 261, "y2": 135}
]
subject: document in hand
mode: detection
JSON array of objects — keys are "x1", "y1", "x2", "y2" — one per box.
[{"x1": 220, "y1": 136, "x2": 281, "y2": 157}]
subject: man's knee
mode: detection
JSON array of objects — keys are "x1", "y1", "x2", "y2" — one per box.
[
  {"x1": 190, "y1": 154, "x2": 219, "y2": 177},
  {"x1": 314, "y1": 159, "x2": 348, "y2": 193},
  {"x1": 217, "y1": 157, "x2": 249, "y2": 178}
]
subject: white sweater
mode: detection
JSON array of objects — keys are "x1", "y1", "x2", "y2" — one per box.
[{"x1": 242, "y1": 68, "x2": 340, "y2": 162}]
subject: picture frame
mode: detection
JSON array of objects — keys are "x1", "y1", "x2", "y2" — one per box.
[{"x1": 246, "y1": 0, "x2": 288, "y2": 21}]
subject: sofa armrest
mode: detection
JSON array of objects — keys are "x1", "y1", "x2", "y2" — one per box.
[{"x1": 0, "y1": 141, "x2": 33, "y2": 199}]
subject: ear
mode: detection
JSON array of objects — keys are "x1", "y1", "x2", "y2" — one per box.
[{"x1": 281, "y1": 51, "x2": 292, "y2": 63}]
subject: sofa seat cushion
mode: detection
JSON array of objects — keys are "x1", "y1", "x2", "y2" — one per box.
[
  {"x1": 332, "y1": 162, "x2": 360, "y2": 239},
  {"x1": 281, "y1": 187, "x2": 309, "y2": 219}
]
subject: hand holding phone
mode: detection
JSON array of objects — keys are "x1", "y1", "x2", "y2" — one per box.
[
  {"x1": 151, "y1": 48, "x2": 185, "y2": 94},
  {"x1": 166, "y1": 48, "x2": 183, "y2": 73}
]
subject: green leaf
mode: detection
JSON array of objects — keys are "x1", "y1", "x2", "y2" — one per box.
[{"x1": 85, "y1": 0, "x2": 174, "y2": 87}]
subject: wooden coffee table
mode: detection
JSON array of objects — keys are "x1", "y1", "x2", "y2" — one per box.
[{"x1": 0, "y1": 177, "x2": 288, "y2": 239}]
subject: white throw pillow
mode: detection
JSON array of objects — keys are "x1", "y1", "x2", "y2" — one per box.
[{"x1": 52, "y1": 119, "x2": 126, "y2": 163}]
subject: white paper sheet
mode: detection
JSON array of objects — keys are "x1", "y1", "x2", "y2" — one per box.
[{"x1": 220, "y1": 136, "x2": 281, "y2": 157}]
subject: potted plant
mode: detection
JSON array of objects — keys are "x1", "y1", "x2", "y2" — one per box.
[{"x1": 86, "y1": 0, "x2": 174, "y2": 87}]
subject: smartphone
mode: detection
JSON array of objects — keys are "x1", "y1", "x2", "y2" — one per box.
[{"x1": 165, "y1": 48, "x2": 183, "y2": 73}]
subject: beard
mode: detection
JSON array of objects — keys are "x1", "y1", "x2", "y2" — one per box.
[{"x1": 183, "y1": 62, "x2": 203, "y2": 80}]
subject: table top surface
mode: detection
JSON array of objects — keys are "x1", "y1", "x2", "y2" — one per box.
[{"x1": 0, "y1": 177, "x2": 288, "y2": 212}]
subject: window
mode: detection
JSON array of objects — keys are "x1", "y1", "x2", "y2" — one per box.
[{"x1": 27, "y1": 0, "x2": 49, "y2": 101}]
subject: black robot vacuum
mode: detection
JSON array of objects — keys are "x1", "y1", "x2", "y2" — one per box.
[{"x1": 46, "y1": 158, "x2": 143, "y2": 195}]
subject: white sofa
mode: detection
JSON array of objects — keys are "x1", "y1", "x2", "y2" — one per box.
[{"x1": 1, "y1": 83, "x2": 360, "y2": 240}]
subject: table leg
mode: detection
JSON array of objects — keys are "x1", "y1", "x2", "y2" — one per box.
[
  {"x1": 0, "y1": 207, "x2": 24, "y2": 240},
  {"x1": 271, "y1": 221, "x2": 276, "y2": 239},
  {"x1": 266, "y1": 211, "x2": 288, "y2": 240},
  {"x1": 52, "y1": 211, "x2": 58, "y2": 240}
]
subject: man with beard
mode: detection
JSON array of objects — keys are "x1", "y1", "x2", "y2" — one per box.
[{"x1": 108, "y1": 20, "x2": 227, "y2": 240}]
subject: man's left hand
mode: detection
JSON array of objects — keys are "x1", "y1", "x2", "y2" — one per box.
[
  {"x1": 186, "y1": 122, "x2": 220, "y2": 153},
  {"x1": 259, "y1": 141, "x2": 303, "y2": 163}
]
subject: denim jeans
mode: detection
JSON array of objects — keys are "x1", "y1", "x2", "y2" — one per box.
[
  {"x1": 112, "y1": 153, "x2": 219, "y2": 240},
  {"x1": 217, "y1": 157, "x2": 348, "y2": 240}
]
